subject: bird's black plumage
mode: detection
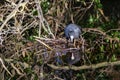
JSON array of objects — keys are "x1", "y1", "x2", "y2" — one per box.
[{"x1": 64, "y1": 24, "x2": 82, "y2": 42}]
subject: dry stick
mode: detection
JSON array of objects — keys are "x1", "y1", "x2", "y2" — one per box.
[
  {"x1": 35, "y1": 0, "x2": 48, "y2": 36},
  {"x1": 82, "y1": 28, "x2": 120, "y2": 42},
  {"x1": 10, "y1": 63, "x2": 23, "y2": 75},
  {"x1": 79, "y1": 0, "x2": 94, "y2": 21},
  {"x1": 40, "y1": 64, "x2": 44, "y2": 80},
  {"x1": 83, "y1": 28, "x2": 120, "y2": 38},
  {"x1": 35, "y1": 0, "x2": 42, "y2": 37},
  {"x1": 35, "y1": 39, "x2": 53, "y2": 51},
  {"x1": 5, "y1": 0, "x2": 15, "y2": 5},
  {"x1": 106, "y1": 28, "x2": 120, "y2": 33},
  {"x1": 98, "y1": 9, "x2": 109, "y2": 22},
  {"x1": 83, "y1": 28, "x2": 120, "y2": 43},
  {"x1": 0, "y1": 57, "x2": 12, "y2": 76},
  {"x1": 81, "y1": 36, "x2": 92, "y2": 65},
  {"x1": 35, "y1": 0, "x2": 55, "y2": 39},
  {"x1": 0, "y1": 10, "x2": 16, "y2": 32},
  {"x1": 0, "y1": 0, "x2": 27, "y2": 31},
  {"x1": 83, "y1": 28, "x2": 106, "y2": 35},
  {"x1": 20, "y1": 20, "x2": 37, "y2": 34},
  {"x1": 43, "y1": 18, "x2": 55, "y2": 39},
  {"x1": 47, "y1": 61, "x2": 120, "y2": 71}
]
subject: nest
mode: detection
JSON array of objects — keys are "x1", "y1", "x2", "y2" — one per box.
[{"x1": 35, "y1": 37, "x2": 85, "y2": 65}]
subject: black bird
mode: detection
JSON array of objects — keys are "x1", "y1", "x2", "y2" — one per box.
[
  {"x1": 64, "y1": 24, "x2": 82, "y2": 61},
  {"x1": 64, "y1": 23, "x2": 82, "y2": 43}
]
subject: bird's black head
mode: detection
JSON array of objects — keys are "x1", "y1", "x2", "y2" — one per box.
[{"x1": 64, "y1": 24, "x2": 81, "y2": 42}]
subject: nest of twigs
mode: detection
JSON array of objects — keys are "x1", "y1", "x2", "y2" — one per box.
[{"x1": 0, "y1": 0, "x2": 120, "y2": 80}]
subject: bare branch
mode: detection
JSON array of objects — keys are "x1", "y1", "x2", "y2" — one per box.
[
  {"x1": 47, "y1": 61, "x2": 120, "y2": 71},
  {"x1": 0, "y1": 57, "x2": 12, "y2": 76}
]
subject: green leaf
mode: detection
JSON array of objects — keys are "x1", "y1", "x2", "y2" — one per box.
[
  {"x1": 111, "y1": 54, "x2": 117, "y2": 61},
  {"x1": 100, "y1": 45, "x2": 104, "y2": 52}
]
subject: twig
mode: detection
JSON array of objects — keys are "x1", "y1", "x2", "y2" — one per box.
[
  {"x1": 35, "y1": 38, "x2": 53, "y2": 51},
  {"x1": 10, "y1": 63, "x2": 23, "y2": 75},
  {"x1": 0, "y1": 0, "x2": 27, "y2": 31},
  {"x1": 35, "y1": 0, "x2": 42, "y2": 37},
  {"x1": 82, "y1": 28, "x2": 120, "y2": 42},
  {"x1": 106, "y1": 28, "x2": 120, "y2": 33},
  {"x1": 35, "y1": 0, "x2": 55, "y2": 39},
  {"x1": 83, "y1": 28, "x2": 106, "y2": 35},
  {"x1": 0, "y1": 57, "x2": 12, "y2": 76},
  {"x1": 47, "y1": 61, "x2": 120, "y2": 71},
  {"x1": 79, "y1": 0, "x2": 94, "y2": 20}
]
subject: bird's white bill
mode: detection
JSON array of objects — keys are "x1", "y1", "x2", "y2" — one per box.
[
  {"x1": 70, "y1": 35, "x2": 74, "y2": 42},
  {"x1": 71, "y1": 53, "x2": 75, "y2": 60}
]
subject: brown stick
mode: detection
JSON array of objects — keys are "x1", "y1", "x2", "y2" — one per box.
[{"x1": 47, "y1": 61, "x2": 120, "y2": 71}]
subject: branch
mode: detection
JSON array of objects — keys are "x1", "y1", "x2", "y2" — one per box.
[
  {"x1": 83, "y1": 28, "x2": 106, "y2": 35},
  {"x1": 47, "y1": 61, "x2": 120, "y2": 71},
  {"x1": 35, "y1": 0, "x2": 55, "y2": 39},
  {"x1": 35, "y1": 38, "x2": 53, "y2": 51},
  {"x1": 0, "y1": 57, "x2": 12, "y2": 76},
  {"x1": 82, "y1": 28, "x2": 120, "y2": 42},
  {"x1": 0, "y1": 0, "x2": 27, "y2": 31}
]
